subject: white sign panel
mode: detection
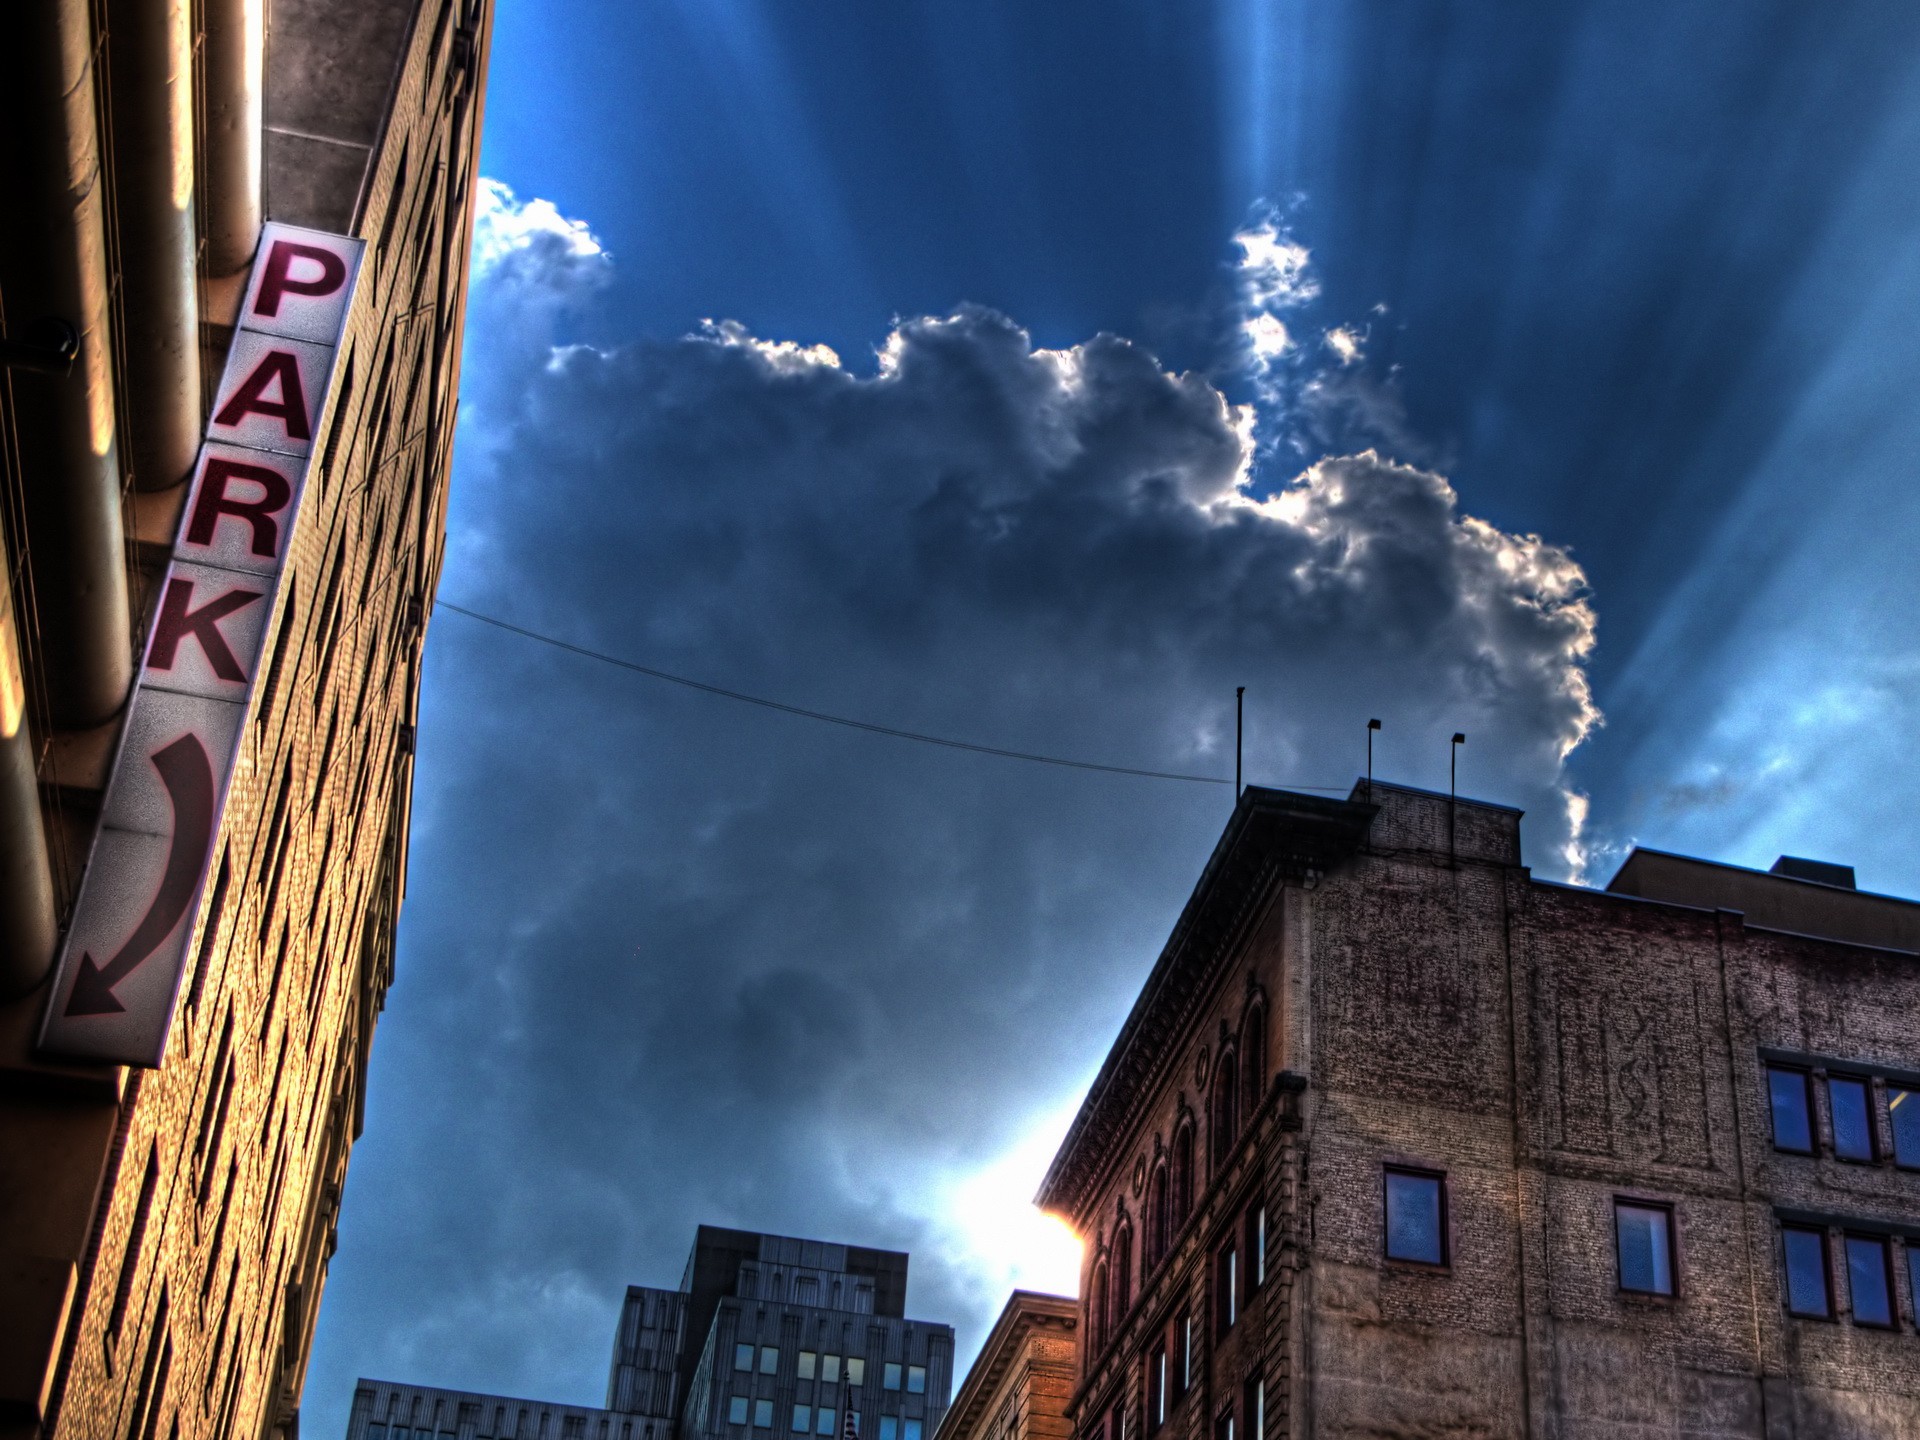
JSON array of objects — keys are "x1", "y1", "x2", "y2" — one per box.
[{"x1": 40, "y1": 223, "x2": 362, "y2": 1066}]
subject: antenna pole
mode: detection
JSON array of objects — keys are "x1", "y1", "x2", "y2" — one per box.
[
  {"x1": 1235, "y1": 687, "x2": 1245, "y2": 798},
  {"x1": 1449, "y1": 732, "x2": 1466, "y2": 865}
]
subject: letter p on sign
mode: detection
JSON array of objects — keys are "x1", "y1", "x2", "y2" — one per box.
[{"x1": 240, "y1": 231, "x2": 358, "y2": 345}]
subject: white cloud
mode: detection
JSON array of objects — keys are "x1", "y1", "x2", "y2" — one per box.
[
  {"x1": 1323, "y1": 326, "x2": 1364, "y2": 365},
  {"x1": 471, "y1": 178, "x2": 606, "y2": 275},
  {"x1": 316, "y1": 181, "x2": 1605, "y2": 1416}
]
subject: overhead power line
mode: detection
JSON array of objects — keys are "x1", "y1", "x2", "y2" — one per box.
[{"x1": 439, "y1": 602, "x2": 1343, "y2": 790}]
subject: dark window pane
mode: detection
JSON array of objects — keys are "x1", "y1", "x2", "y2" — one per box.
[
  {"x1": 882, "y1": 1363, "x2": 901, "y2": 1392},
  {"x1": 755, "y1": 1400, "x2": 774, "y2": 1429},
  {"x1": 1830, "y1": 1078, "x2": 1875, "y2": 1161},
  {"x1": 736, "y1": 1345, "x2": 756, "y2": 1373},
  {"x1": 1848, "y1": 1237, "x2": 1893, "y2": 1326},
  {"x1": 817, "y1": 1412, "x2": 835, "y2": 1437},
  {"x1": 793, "y1": 1408, "x2": 811, "y2": 1433},
  {"x1": 1891, "y1": 1089, "x2": 1920, "y2": 1167},
  {"x1": 1769, "y1": 1069, "x2": 1813, "y2": 1153},
  {"x1": 1783, "y1": 1228, "x2": 1831, "y2": 1317},
  {"x1": 1385, "y1": 1170, "x2": 1445, "y2": 1264},
  {"x1": 906, "y1": 1367, "x2": 925, "y2": 1395},
  {"x1": 731, "y1": 1399, "x2": 751, "y2": 1426},
  {"x1": 1909, "y1": 1247, "x2": 1920, "y2": 1328},
  {"x1": 1616, "y1": 1204, "x2": 1673, "y2": 1295}
]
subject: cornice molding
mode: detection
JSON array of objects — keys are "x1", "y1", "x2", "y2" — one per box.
[{"x1": 1037, "y1": 789, "x2": 1371, "y2": 1222}]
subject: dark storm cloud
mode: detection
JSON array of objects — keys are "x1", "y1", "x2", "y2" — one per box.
[{"x1": 308, "y1": 185, "x2": 1597, "y2": 1417}]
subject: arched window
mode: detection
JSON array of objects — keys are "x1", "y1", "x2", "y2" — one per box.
[
  {"x1": 1242, "y1": 997, "x2": 1268, "y2": 1120},
  {"x1": 1113, "y1": 1222, "x2": 1134, "y2": 1327},
  {"x1": 1172, "y1": 1120, "x2": 1195, "y2": 1229},
  {"x1": 1211, "y1": 1047, "x2": 1239, "y2": 1169},
  {"x1": 1147, "y1": 1162, "x2": 1170, "y2": 1271},
  {"x1": 1090, "y1": 1257, "x2": 1110, "y2": 1356}
]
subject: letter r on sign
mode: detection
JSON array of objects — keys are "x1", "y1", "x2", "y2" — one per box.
[{"x1": 186, "y1": 458, "x2": 293, "y2": 558}]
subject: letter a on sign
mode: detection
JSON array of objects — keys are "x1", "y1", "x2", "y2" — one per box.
[{"x1": 40, "y1": 223, "x2": 362, "y2": 1066}]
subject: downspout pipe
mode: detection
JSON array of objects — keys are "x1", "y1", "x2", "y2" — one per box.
[
  {"x1": 0, "y1": 544, "x2": 56, "y2": 998},
  {"x1": 200, "y1": 0, "x2": 264, "y2": 277},
  {"x1": 0, "y1": 0, "x2": 136, "y2": 728},
  {"x1": 106, "y1": 0, "x2": 202, "y2": 492}
]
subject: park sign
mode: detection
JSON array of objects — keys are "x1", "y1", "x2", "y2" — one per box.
[{"x1": 40, "y1": 223, "x2": 362, "y2": 1066}]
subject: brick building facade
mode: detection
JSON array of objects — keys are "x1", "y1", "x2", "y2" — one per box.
[
  {"x1": 0, "y1": 0, "x2": 492, "y2": 1435},
  {"x1": 1037, "y1": 779, "x2": 1920, "y2": 1438},
  {"x1": 933, "y1": 1293, "x2": 1076, "y2": 1440}
]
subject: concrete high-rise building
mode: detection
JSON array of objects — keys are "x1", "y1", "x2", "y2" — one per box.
[
  {"x1": 1039, "y1": 780, "x2": 1920, "y2": 1438},
  {"x1": 345, "y1": 1227, "x2": 957, "y2": 1440},
  {"x1": 0, "y1": 0, "x2": 492, "y2": 1435}
]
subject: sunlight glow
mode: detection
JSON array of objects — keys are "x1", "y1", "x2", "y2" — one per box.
[{"x1": 939, "y1": 1098, "x2": 1085, "y2": 1301}]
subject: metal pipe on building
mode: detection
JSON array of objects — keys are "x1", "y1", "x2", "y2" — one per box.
[
  {"x1": 0, "y1": 547, "x2": 56, "y2": 998},
  {"x1": 200, "y1": 0, "x2": 265, "y2": 277},
  {"x1": 0, "y1": 0, "x2": 136, "y2": 728},
  {"x1": 106, "y1": 0, "x2": 202, "y2": 491}
]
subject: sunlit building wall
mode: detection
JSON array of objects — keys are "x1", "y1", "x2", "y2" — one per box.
[
  {"x1": 932, "y1": 1292, "x2": 1075, "y2": 1440},
  {"x1": 0, "y1": 0, "x2": 491, "y2": 1436},
  {"x1": 1040, "y1": 780, "x2": 1920, "y2": 1437}
]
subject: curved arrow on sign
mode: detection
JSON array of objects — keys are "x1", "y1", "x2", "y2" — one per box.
[{"x1": 64, "y1": 733, "x2": 217, "y2": 1018}]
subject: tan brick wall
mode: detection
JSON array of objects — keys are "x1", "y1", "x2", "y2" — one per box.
[
  {"x1": 1059, "y1": 783, "x2": 1920, "y2": 1440},
  {"x1": 3, "y1": 5, "x2": 493, "y2": 1439}
]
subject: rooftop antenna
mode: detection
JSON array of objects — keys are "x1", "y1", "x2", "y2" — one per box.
[
  {"x1": 1366, "y1": 718, "x2": 1381, "y2": 800},
  {"x1": 1235, "y1": 687, "x2": 1246, "y2": 798},
  {"x1": 1450, "y1": 732, "x2": 1466, "y2": 865}
]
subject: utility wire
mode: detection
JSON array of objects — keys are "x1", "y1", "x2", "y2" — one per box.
[{"x1": 440, "y1": 602, "x2": 1343, "y2": 791}]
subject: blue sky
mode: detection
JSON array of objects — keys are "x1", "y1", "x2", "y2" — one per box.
[{"x1": 307, "y1": 2, "x2": 1920, "y2": 1434}]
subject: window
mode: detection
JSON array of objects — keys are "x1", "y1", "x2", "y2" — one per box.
[
  {"x1": 883, "y1": 1363, "x2": 902, "y2": 1392},
  {"x1": 1242, "y1": 1000, "x2": 1267, "y2": 1122},
  {"x1": 799, "y1": 1353, "x2": 817, "y2": 1381},
  {"x1": 1090, "y1": 1260, "x2": 1110, "y2": 1354},
  {"x1": 904, "y1": 1423, "x2": 922, "y2": 1440},
  {"x1": 906, "y1": 1367, "x2": 925, "y2": 1395},
  {"x1": 1614, "y1": 1201, "x2": 1675, "y2": 1296},
  {"x1": 1768, "y1": 1068, "x2": 1814, "y2": 1154},
  {"x1": 1248, "y1": 1205, "x2": 1267, "y2": 1292},
  {"x1": 1829, "y1": 1077, "x2": 1876, "y2": 1161},
  {"x1": 1148, "y1": 1166, "x2": 1170, "y2": 1271},
  {"x1": 1782, "y1": 1226, "x2": 1832, "y2": 1318},
  {"x1": 1148, "y1": 1342, "x2": 1168, "y2": 1430},
  {"x1": 1179, "y1": 1312, "x2": 1194, "y2": 1395},
  {"x1": 823, "y1": 1356, "x2": 841, "y2": 1385},
  {"x1": 1245, "y1": 1379, "x2": 1264, "y2": 1440},
  {"x1": 368, "y1": 1428, "x2": 387, "y2": 1440},
  {"x1": 1172, "y1": 1124, "x2": 1195, "y2": 1229},
  {"x1": 1214, "y1": 1406, "x2": 1234, "y2": 1440},
  {"x1": 879, "y1": 1420, "x2": 898, "y2": 1440},
  {"x1": 1847, "y1": 1235, "x2": 1894, "y2": 1327},
  {"x1": 1384, "y1": 1168, "x2": 1447, "y2": 1266},
  {"x1": 846, "y1": 1359, "x2": 865, "y2": 1386},
  {"x1": 1890, "y1": 1088, "x2": 1920, "y2": 1167},
  {"x1": 736, "y1": 1345, "x2": 756, "y2": 1373},
  {"x1": 793, "y1": 1409, "x2": 812, "y2": 1434},
  {"x1": 1212, "y1": 1050, "x2": 1240, "y2": 1168},
  {"x1": 816, "y1": 1412, "x2": 836, "y2": 1437},
  {"x1": 756, "y1": 1401, "x2": 775, "y2": 1429},
  {"x1": 762, "y1": 1347, "x2": 781, "y2": 1375},
  {"x1": 1217, "y1": 1241, "x2": 1239, "y2": 1333},
  {"x1": 731, "y1": 1398, "x2": 751, "y2": 1426},
  {"x1": 1907, "y1": 1246, "x2": 1920, "y2": 1328},
  {"x1": 1113, "y1": 1225, "x2": 1134, "y2": 1323}
]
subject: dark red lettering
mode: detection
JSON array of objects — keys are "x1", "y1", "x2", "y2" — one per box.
[
  {"x1": 254, "y1": 240, "x2": 347, "y2": 318},
  {"x1": 148, "y1": 579, "x2": 263, "y2": 682},
  {"x1": 187, "y1": 458, "x2": 292, "y2": 558},
  {"x1": 213, "y1": 351, "x2": 311, "y2": 441}
]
